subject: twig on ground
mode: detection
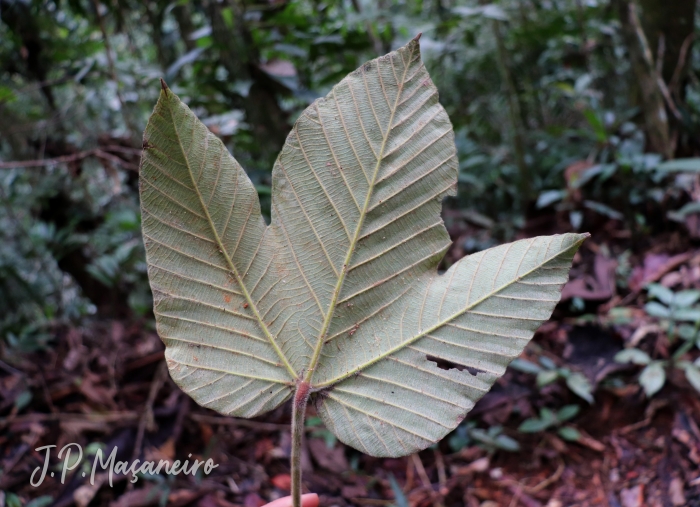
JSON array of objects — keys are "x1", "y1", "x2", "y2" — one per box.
[
  {"x1": 435, "y1": 448, "x2": 448, "y2": 495},
  {"x1": 189, "y1": 413, "x2": 290, "y2": 431},
  {"x1": 405, "y1": 455, "x2": 415, "y2": 491},
  {"x1": 593, "y1": 473, "x2": 612, "y2": 507},
  {"x1": 38, "y1": 372, "x2": 57, "y2": 414},
  {"x1": 124, "y1": 350, "x2": 165, "y2": 371},
  {"x1": 0, "y1": 359, "x2": 24, "y2": 376},
  {"x1": 0, "y1": 411, "x2": 139, "y2": 428},
  {"x1": 410, "y1": 453, "x2": 444, "y2": 507},
  {"x1": 0, "y1": 423, "x2": 43, "y2": 485},
  {"x1": 505, "y1": 484, "x2": 540, "y2": 507},
  {"x1": 128, "y1": 360, "x2": 168, "y2": 490},
  {"x1": 576, "y1": 430, "x2": 606, "y2": 452},
  {"x1": 411, "y1": 453, "x2": 432, "y2": 489},
  {"x1": 617, "y1": 399, "x2": 668, "y2": 435},
  {"x1": 171, "y1": 393, "x2": 189, "y2": 445},
  {"x1": 507, "y1": 487, "x2": 522, "y2": 507},
  {"x1": 528, "y1": 459, "x2": 565, "y2": 494}
]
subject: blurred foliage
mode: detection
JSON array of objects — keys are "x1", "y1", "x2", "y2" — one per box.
[
  {"x1": 449, "y1": 421, "x2": 521, "y2": 453},
  {"x1": 511, "y1": 356, "x2": 595, "y2": 403},
  {"x1": 1, "y1": 0, "x2": 699, "y2": 353},
  {"x1": 518, "y1": 404, "x2": 582, "y2": 441},
  {"x1": 615, "y1": 283, "x2": 700, "y2": 396}
]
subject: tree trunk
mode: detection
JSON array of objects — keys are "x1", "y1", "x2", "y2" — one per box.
[
  {"x1": 208, "y1": 0, "x2": 289, "y2": 169},
  {"x1": 492, "y1": 18, "x2": 531, "y2": 206},
  {"x1": 615, "y1": 0, "x2": 696, "y2": 158},
  {"x1": 172, "y1": 3, "x2": 197, "y2": 52},
  {"x1": 0, "y1": 0, "x2": 55, "y2": 108},
  {"x1": 637, "y1": 0, "x2": 695, "y2": 86}
]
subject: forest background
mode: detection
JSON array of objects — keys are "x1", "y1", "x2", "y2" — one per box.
[{"x1": 1, "y1": 0, "x2": 700, "y2": 506}]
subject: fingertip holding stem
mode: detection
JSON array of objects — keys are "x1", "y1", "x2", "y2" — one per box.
[
  {"x1": 301, "y1": 493, "x2": 319, "y2": 507},
  {"x1": 262, "y1": 493, "x2": 319, "y2": 507}
]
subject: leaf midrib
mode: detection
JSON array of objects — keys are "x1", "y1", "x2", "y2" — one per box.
[
  {"x1": 303, "y1": 42, "x2": 418, "y2": 384},
  {"x1": 162, "y1": 92, "x2": 297, "y2": 380},
  {"x1": 312, "y1": 235, "x2": 586, "y2": 389}
]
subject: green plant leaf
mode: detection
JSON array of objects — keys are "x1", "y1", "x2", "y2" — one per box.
[
  {"x1": 493, "y1": 434, "x2": 521, "y2": 452},
  {"x1": 469, "y1": 427, "x2": 521, "y2": 452},
  {"x1": 639, "y1": 362, "x2": 666, "y2": 397},
  {"x1": 139, "y1": 40, "x2": 586, "y2": 457},
  {"x1": 646, "y1": 283, "x2": 675, "y2": 306},
  {"x1": 510, "y1": 358, "x2": 543, "y2": 374},
  {"x1": 668, "y1": 202, "x2": 700, "y2": 222},
  {"x1": 673, "y1": 308, "x2": 700, "y2": 323},
  {"x1": 25, "y1": 497, "x2": 54, "y2": 507},
  {"x1": 674, "y1": 290, "x2": 700, "y2": 308},
  {"x1": 536, "y1": 369, "x2": 560, "y2": 387},
  {"x1": 4, "y1": 492, "x2": 22, "y2": 507},
  {"x1": 539, "y1": 408, "x2": 558, "y2": 424},
  {"x1": 518, "y1": 417, "x2": 553, "y2": 433},
  {"x1": 565, "y1": 373, "x2": 594, "y2": 404},
  {"x1": 644, "y1": 301, "x2": 671, "y2": 319},
  {"x1": 556, "y1": 404, "x2": 580, "y2": 422},
  {"x1": 582, "y1": 109, "x2": 607, "y2": 142},
  {"x1": 14, "y1": 389, "x2": 32, "y2": 411},
  {"x1": 615, "y1": 348, "x2": 651, "y2": 365},
  {"x1": 684, "y1": 365, "x2": 700, "y2": 394},
  {"x1": 557, "y1": 426, "x2": 581, "y2": 442},
  {"x1": 536, "y1": 189, "x2": 566, "y2": 209},
  {"x1": 655, "y1": 158, "x2": 700, "y2": 173},
  {"x1": 518, "y1": 407, "x2": 558, "y2": 433},
  {"x1": 388, "y1": 473, "x2": 410, "y2": 507},
  {"x1": 539, "y1": 356, "x2": 557, "y2": 370},
  {"x1": 677, "y1": 324, "x2": 698, "y2": 342}
]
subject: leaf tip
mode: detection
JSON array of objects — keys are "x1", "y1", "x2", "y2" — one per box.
[
  {"x1": 413, "y1": 32, "x2": 422, "y2": 42},
  {"x1": 160, "y1": 78, "x2": 169, "y2": 95}
]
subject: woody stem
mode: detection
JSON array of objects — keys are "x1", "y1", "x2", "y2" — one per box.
[{"x1": 291, "y1": 381, "x2": 311, "y2": 507}]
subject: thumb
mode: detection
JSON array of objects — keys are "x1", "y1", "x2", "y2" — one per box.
[
  {"x1": 301, "y1": 493, "x2": 320, "y2": 507},
  {"x1": 262, "y1": 493, "x2": 319, "y2": 507}
]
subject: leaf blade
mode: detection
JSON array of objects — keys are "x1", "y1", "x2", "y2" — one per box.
[
  {"x1": 316, "y1": 234, "x2": 586, "y2": 456},
  {"x1": 139, "y1": 42, "x2": 586, "y2": 455},
  {"x1": 140, "y1": 87, "x2": 295, "y2": 416}
]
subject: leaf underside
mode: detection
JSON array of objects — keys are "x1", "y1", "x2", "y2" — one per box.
[{"x1": 139, "y1": 39, "x2": 586, "y2": 457}]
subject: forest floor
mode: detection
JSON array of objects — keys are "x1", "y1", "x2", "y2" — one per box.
[{"x1": 2, "y1": 216, "x2": 700, "y2": 507}]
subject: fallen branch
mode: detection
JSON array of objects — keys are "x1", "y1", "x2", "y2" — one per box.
[
  {"x1": 0, "y1": 148, "x2": 139, "y2": 171},
  {"x1": 628, "y1": 3, "x2": 681, "y2": 120},
  {"x1": 670, "y1": 33, "x2": 695, "y2": 97},
  {"x1": 128, "y1": 361, "x2": 168, "y2": 491},
  {"x1": 0, "y1": 411, "x2": 139, "y2": 428},
  {"x1": 188, "y1": 413, "x2": 290, "y2": 431}
]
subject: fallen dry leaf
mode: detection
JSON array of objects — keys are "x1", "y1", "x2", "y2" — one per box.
[
  {"x1": 271, "y1": 473, "x2": 291, "y2": 491},
  {"x1": 561, "y1": 254, "x2": 616, "y2": 301},
  {"x1": 620, "y1": 485, "x2": 644, "y2": 507},
  {"x1": 669, "y1": 477, "x2": 686, "y2": 506},
  {"x1": 307, "y1": 438, "x2": 348, "y2": 474}
]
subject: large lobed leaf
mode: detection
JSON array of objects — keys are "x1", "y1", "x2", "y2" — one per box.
[{"x1": 139, "y1": 38, "x2": 587, "y2": 457}]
